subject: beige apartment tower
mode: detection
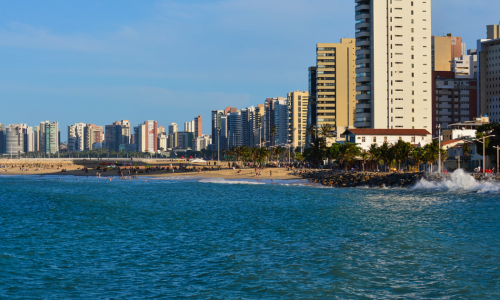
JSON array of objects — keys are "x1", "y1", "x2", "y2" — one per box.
[
  {"x1": 316, "y1": 39, "x2": 356, "y2": 137},
  {"x1": 354, "y1": 0, "x2": 432, "y2": 131},
  {"x1": 287, "y1": 91, "x2": 309, "y2": 148},
  {"x1": 432, "y1": 34, "x2": 464, "y2": 71}
]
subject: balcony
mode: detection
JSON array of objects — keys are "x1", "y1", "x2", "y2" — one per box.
[
  {"x1": 355, "y1": 30, "x2": 370, "y2": 38},
  {"x1": 355, "y1": 4, "x2": 370, "y2": 11},
  {"x1": 355, "y1": 58, "x2": 370, "y2": 65},
  {"x1": 356, "y1": 67, "x2": 370, "y2": 74},
  {"x1": 356, "y1": 84, "x2": 371, "y2": 91},
  {"x1": 356, "y1": 76, "x2": 371, "y2": 83},
  {"x1": 356, "y1": 49, "x2": 370, "y2": 56},
  {"x1": 357, "y1": 93, "x2": 371, "y2": 101},
  {"x1": 357, "y1": 40, "x2": 371, "y2": 47}
]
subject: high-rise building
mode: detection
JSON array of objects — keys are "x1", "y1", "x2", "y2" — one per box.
[
  {"x1": 241, "y1": 106, "x2": 256, "y2": 147},
  {"x1": 45, "y1": 121, "x2": 59, "y2": 154},
  {"x1": 168, "y1": 123, "x2": 178, "y2": 135},
  {"x1": 84, "y1": 124, "x2": 104, "y2": 151},
  {"x1": 157, "y1": 132, "x2": 167, "y2": 151},
  {"x1": 432, "y1": 34, "x2": 465, "y2": 72},
  {"x1": 211, "y1": 110, "x2": 224, "y2": 151},
  {"x1": 68, "y1": 123, "x2": 86, "y2": 152},
  {"x1": 354, "y1": 0, "x2": 432, "y2": 131},
  {"x1": 5, "y1": 125, "x2": 24, "y2": 156},
  {"x1": 0, "y1": 123, "x2": 4, "y2": 154},
  {"x1": 228, "y1": 111, "x2": 242, "y2": 147},
  {"x1": 288, "y1": 91, "x2": 309, "y2": 148},
  {"x1": 305, "y1": 67, "x2": 317, "y2": 147},
  {"x1": 195, "y1": 115, "x2": 202, "y2": 137},
  {"x1": 193, "y1": 135, "x2": 212, "y2": 151},
  {"x1": 477, "y1": 25, "x2": 500, "y2": 118},
  {"x1": 184, "y1": 121, "x2": 195, "y2": 133},
  {"x1": 432, "y1": 71, "x2": 478, "y2": 136},
  {"x1": 176, "y1": 132, "x2": 194, "y2": 149},
  {"x1": 316, "y1": 39, "x2": 356, "y2": 138},
  {"x1": 134, "y1": 120, "x2": 158, "y2": 153},
  {"x1": 451, "y1": 49, "x2": 478, "y2": 78},
  {"x1": 265, "y1": 97, "x2": 289, "y2": 146},
  {"x1": 105, "y1": 120, "x2": 131, "y2": 152},
  {"x1": 24, "y1": 126, "x2": 35, "y2": 153},
  {"x1": 487, "y1": 24, "x2": 500, "y2": 40}
]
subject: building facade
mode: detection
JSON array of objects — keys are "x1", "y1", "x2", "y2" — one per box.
[
  {"x1": 5, "y1": 125, "x2": 24, "y2": 155},
  {"x1": 68, "y1": 123, "x2": 86, "y2": 152},
  {"x1": 432, "y1": 34, "x2": 464, "y2": 72},
  {"x1": 354, "y1": 0, "x2": 432, "y2": 131},
  {"x1": 343, "y1": 128, "x2": 432, "y2": 151},
  {"x1": 195, "y1": 115, "x2": 202, "y2": 137},
  {"x1": 477, "y1": 26, "x2": 500, "y2": 118},
  {"x1": 432, "y1": 71, "x2": 478, "y2": 136},
  {"x1": 287, "y1": 91, "x2": 309, "y2": 148},
  {"x1": 316, "y1": 39, "x2": 356, "y2": 137}
]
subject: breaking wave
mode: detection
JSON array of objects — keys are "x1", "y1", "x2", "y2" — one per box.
[{"x1": 412, "y1": 169, "x2": 500, "y2": 193}]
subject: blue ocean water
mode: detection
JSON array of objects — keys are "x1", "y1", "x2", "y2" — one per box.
[{"x1": 0, "y1": 174, "x2": 499, "y2": 299}]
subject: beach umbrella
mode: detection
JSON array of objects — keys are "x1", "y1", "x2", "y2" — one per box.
[
  {"x1": 189, "y1": 156, "x2": 193, "y2": 159},
  {"x1": 181, "y1": 156, "x2": 185, "y2": 159}
]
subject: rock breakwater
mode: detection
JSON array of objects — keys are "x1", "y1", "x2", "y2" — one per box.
[{"x1": 300, "y1": 170, "x2": 500, "y2": 188}]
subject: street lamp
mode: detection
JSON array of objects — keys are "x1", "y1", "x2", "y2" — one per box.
[
  {"x1": 217, "y1": 127, "x2": 221, "y2": 163},
  {"x1": 438, "y1": 124, "x2": 442, "y2": 173},
  {"x1": 473, "y1": 130, "x2": 495, "y2": 172},
  {"x1": 494, "y1": 146, "x2": 500, "y2": 174}
]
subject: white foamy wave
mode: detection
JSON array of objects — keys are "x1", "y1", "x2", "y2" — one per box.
[
  {"x1": 198, "y1": 178, "x2": 266, "y2": 185},
  {"x1": 412, "y1": 169, "x2": 500, "y2": 193}
]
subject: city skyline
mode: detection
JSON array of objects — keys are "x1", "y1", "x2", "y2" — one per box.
[{"x1": 1, "y1": 0, "x2": 498, "y2": 139}]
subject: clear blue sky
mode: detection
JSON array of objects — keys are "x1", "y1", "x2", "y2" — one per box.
[{"x1": 0, "y1": 0, "x2": 498, "y2": 141}]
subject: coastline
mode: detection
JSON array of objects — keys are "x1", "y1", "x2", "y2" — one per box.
[{"x1": 0, "y1": 159, "x2": 303, "y2": 180}]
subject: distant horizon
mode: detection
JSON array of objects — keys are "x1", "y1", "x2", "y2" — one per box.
[{"x1": 0, "y1": 0, "x2": 498, "y2": 138}]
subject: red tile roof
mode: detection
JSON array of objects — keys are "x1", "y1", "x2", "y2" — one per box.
[
  {"x1": 441, "y1": 139, "x2": 462, "y2": 146},
  {"x1": 344, "y1": 129, "x2": 431, "y2": 136}
]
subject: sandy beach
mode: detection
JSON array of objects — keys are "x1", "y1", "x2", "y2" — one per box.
[{"x1": 0, "y1": 159, "x2": 304, "y2": 180}]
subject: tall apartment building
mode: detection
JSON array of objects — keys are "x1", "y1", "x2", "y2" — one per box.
[
  {"x1": 84, "y1": 124, "x2": 104, "y2": 150},
  {"x1": 195, "y1": 115, "x2": 202, "y2": 137},
  {"x1": 176, "y1": 132, "x2": 194, "y2": 149},
  {"x1": 134, "y1": 120, "x2": 158, "y2": 153},
  {"x1": 487, "y1": 24, "x2": 500, "y2": 40},
  {"x1": 0, "y1": 123, "x2": 4, "y2": 154},
  {"x1": 287, "y1": 91, "x2": 309, "y2": 148},
  {"x1": 477, "y1": 24, "x2": 500, "y2": 118},
  {"x1": 45, "y1": 121, "x2": 59, "y2": 154},
  {"x1": 316, "y1": 39, "x2": 356, "y2": 137},
  {"x1": 432, "y1": 71, "x2": 478, "y2": 136},
  {"x1": 24, "y1": 126, "x2": 35, "y2": 153},
  {"x1": 451, "y1": 49, "x2": 477, "y2": 78},
  {"x1": 184, "y1": 121, "x2": 195, "y2": 132},
  {"x1": 158, "y1": 132, "x2": 167, "y2": 151},
  {"x1": 305, "y1": 67, "x2": 317, "y2": 146},
  {"x1": 168, "y1": 123, "x2": 178, "y2": 135},
  {"x1": 193, "y1": 135, "x2": 211, "y2": 151},
  {"x1": 432, "y1": 34, "x2": 465, "y2": 71},
  {"x1": 5, "y1": 125, "x2": 24, "y2": 155},
  {"x1": 105, "y1": 120, "x2": 131, "y2": 152},
  {"x1": 211, "y1": 110, "x2": 224, "y2": 151},
  {"x1": 241, "y1": 106, "x2": 256, "y2": 147},
  {"x1": 265, "y1": 97, "x2": 289, "y2": 146},
  {"x1": 354, "y1": 0, "x2": 432, "y2": 131},
  {"x1": 68, "y1": 123, "x2": 86, "y2": 152},
  {"x1": 228, "y1": 111, "x2": 242, "y2": 148}
]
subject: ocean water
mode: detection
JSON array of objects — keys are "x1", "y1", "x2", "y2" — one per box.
[{"x1": 0, "y1": 173, "x2": 499, "y2": 299}]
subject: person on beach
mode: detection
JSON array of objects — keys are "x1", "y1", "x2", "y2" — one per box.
[
  {"x1": 109, "y1": 177, "x2": 112, "y2": 181},
  {"x1": 270, "y1": 170, "x2": 272, "y2": 177}
]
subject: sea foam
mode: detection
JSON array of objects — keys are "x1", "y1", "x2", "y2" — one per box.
[{"x1": 412, "y1": 169, "x2": 500, "y2": 193}]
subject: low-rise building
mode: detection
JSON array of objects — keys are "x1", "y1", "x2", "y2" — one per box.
[{"x1": 342, "y1": 129, "x2": 433, "y2": 150}]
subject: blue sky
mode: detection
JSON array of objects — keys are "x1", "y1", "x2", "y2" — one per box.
[{"x1": 0, "y1": 0, "x2": 498, "y2": 141}]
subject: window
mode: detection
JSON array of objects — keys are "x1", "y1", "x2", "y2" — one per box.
[
  {"x1": 384, "y1": 137, "x2": 388, "y2": 142},
  {"x1": 373, "y1": 137, "x2": 377, "y2": 143},
  {"x1": 362, "y1": 137, "x2": 366, "y2": 143}
]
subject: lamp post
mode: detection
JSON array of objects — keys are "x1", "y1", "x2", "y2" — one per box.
[
  {"x1": 217, "y1": 128, "x2": 221, "y2": 163},
  {"x1": 495, "y1": 146, "x2": 500, "y2": 174},
  {"x1": 438, "y1": 124, "x2": 442, "y2": 173},
  {"x1": 473, "y1": 130, "x2": 495, "y2": 172}
]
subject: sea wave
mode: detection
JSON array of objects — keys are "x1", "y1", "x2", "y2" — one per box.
[{"x1": 412, "y1": 169, "x2": 500, "y2": 193}]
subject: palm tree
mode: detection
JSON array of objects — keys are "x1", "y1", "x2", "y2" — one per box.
[
  {"x1": 393, "y1": 139, "x2": 413, "y2": 171},
  {"x1": 319, "y1": 124, "x2": 333, "y2": 142},
  {"x1": 306, "y1": 124, "x2": 317, "y2": 141},
  {"x1": 338, "y1": 143, "x2": 361, "y2": 171},
  {"x1": 360, "y1": 150, "x2": 370, "y2": 171},
  {"x1": 462, "y1": 142, "x2": 472, "y2": 169},
  {"x1": 369, "y1": 144, "x2": 381, "y2": 171},
  {"x1": 379, "y1": 142, "x2": 391, "y2": 172},
  {"x1": 411, "y1": 147, "x2": 424, "y2": 171},
  {"x1": 270, "y1": 125, "x2": 277, "y2": 146},
  {"x1": 305, "y1": 137, "x2": 327, "y2": 167}
]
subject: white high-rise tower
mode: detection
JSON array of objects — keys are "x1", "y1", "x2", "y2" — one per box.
[{"x1": 354, "y1": 0, "x2": 432, "y2": 130}]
